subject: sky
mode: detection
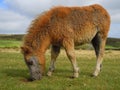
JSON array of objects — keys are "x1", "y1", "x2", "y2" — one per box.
[{"x1": 0, "y1": 0, "x2": 120, "y2": 38}]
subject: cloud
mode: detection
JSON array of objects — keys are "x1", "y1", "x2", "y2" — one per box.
[
  {"x1": 0, "y1": 0, "x2": 120, "y2": 38},
  {"x1": 3, "y1": 0, "x2": 101, "y2": 17},
  {"x1": 109, "y1": 24, "x2": 120, "y2": 38},
  {"x1": 100, "y1": 0, "x2": 120, "y2": 10},
  {"x1": 100, "y1": 0, "x2": 120, "y2": 23},
  {"x1": 4, "y1": 0, "x2": 52, "y2": 17},
  {"x1": 4, "y1": 0, "x2": 120, "y2": 23},
  {"x1": 0, "y1": 8, "x2": 30, "y2": 34},
  {"x1": 1, "y1": 0, "x2": 102, "y2": 34}
]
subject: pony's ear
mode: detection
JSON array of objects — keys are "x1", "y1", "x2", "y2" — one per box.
[{"x1": 21, "y1": 46, "x2": 31, "y2": 54}]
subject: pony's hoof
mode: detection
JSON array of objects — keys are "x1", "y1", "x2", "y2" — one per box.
[
  {"x1": 92, "y1": 72, "x2": 99, "y2": 77},
  {"x1": 91, "y1": 74, "x2": 97, "y2": 77},
  {"x1": 93, "y1": 68, "x2": 100, "y2": 77},
  {"x1": 74, "y1": 72, "x2": 79, "y2": 78},
  {"x1": 70, "y1": 73, "x2": 79, "y2": 78},
  {"x1": 47, "y1": 71, "x2": 52, "y2": 77}
]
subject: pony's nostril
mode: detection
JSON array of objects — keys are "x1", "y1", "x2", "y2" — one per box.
[
  {"x1": 27, "y1": 60, "x2": 33, "y2": 65},
  {"x1": 36, "y1": 71, "x2": 40, "y2": 74}
]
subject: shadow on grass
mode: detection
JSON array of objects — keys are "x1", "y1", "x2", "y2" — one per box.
[
  {"x1": 2, "y1": 67, "x2": 93, "y2": 81},
  {"x1": 50, "y1": 68, "x2": 92, "y2": 78}
]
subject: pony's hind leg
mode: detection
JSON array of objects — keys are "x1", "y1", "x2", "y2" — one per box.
[
  {"x1": 92, "y1": 33, "x2": 107, "y2": 76},
  {"x1": 47, "y1": 45, "x2": 60, "y2": 76}
]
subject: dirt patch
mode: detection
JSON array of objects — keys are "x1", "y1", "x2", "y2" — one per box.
[
  {"x1": 0, "y1": 48, "x2": 20, "y2": 53},
  {"x1": 55, "y1": 49, "x2": 120, "y2": 59},
  {"x1": 0, "y1": 48, "x2": 119, "y2": 59}
]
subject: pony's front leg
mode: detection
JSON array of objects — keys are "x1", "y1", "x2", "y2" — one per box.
[
  {"x1": 47, "y1": 45, "x2": 60, "y2": 76},
  {"x1": 66, "y1": 50, "x2": 79, "y2": 78},
  {"x1": 63, "y1": 39, "x2": 79, "y2": 78}
]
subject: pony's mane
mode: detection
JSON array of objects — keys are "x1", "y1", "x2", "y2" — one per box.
[{"x1": 23, "y1": 6, "x2": 71, "y2": 48}]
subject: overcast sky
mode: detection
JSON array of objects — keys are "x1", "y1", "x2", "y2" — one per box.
[{"x1": 0, "y1": 0, "x2": 120, "y2": 38}]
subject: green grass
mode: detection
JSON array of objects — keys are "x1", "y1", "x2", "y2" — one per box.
[
  {"x1": 0, "y1": 34, "x2": 120, "y2": 50},
  {"x1": 0, "y1": 40, "x2": 21, "y2": 48},
  {"x1": 0, "y1": 50, "x2": 120, "y2": 90}
]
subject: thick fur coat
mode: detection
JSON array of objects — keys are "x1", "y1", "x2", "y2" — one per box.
[{"x1": 21, "y1": 4, "x2": 110, "y2": 80}]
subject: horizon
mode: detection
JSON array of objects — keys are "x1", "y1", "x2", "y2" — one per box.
[{"x1": 0, "y1": 34, "x2": 119, "y2": 39}]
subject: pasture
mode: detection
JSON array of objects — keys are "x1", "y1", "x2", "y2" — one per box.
[
  {"x1": 0, "y1": 35, "x2": 120, "y2": 90},
  {"x1": 0, "y1": 49, "x2": 120, "y2": 90}
]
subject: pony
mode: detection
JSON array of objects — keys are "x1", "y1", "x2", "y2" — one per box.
[{"x1": 21, "y1": 4, "x2": 110, "y2": 80}]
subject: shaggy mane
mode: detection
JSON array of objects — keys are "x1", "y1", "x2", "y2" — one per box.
[{"x1": 23, "y1": 6, "x2": 72, "y2": 47}]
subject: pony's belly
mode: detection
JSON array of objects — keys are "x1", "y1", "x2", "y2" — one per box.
[
  {"x1": 75, "y1": 38, "x2": 91, "y2": 46},
  {"x1": 74, "y1": 28, "x2": 98, "y2": 45},
  {"x1": 74, "y1": 32, "x2": 97, "y2": 45}
]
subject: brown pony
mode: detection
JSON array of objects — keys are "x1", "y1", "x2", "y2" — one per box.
[{"x1": 21, "y1": 4, "x2": 110, "y2": 80}]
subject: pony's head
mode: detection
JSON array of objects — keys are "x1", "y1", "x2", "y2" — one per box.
[{"x1": 21, "y1": 46, "x2": 42, "y2": 81}]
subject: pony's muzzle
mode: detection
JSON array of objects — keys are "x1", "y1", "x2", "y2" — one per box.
[{"x1": 25, "y1": 56, "x2": 42, "y2": 80}]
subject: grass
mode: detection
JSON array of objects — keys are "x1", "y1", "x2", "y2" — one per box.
[
  {"x1": 0, "y1": 50, "x2": 120, "y2": 90},
  {"x1": 0, "y1": 40, "x2": 21, "y2": 48}
]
